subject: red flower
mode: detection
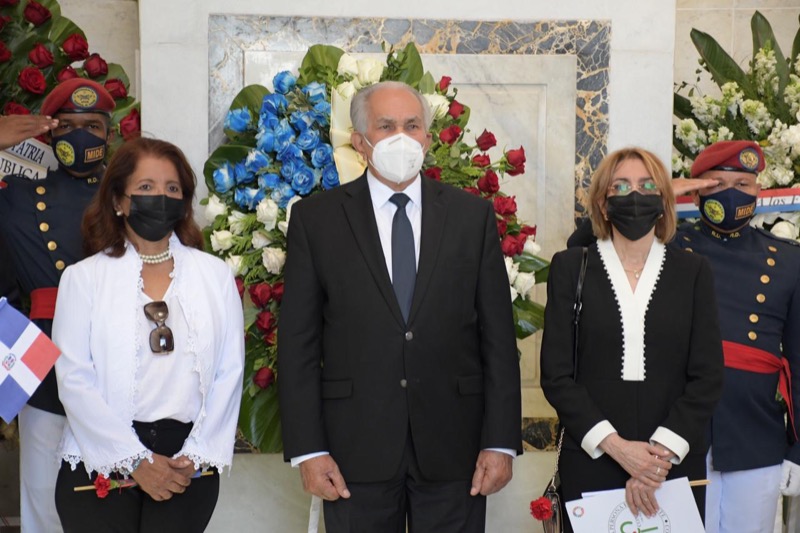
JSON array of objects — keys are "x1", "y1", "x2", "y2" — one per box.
[
  {"x1": 506, "y1": 147, "x2": 526, "y2": 176},
  {"x1": 103, "y1": 78, "x2": 128, "y2": 99},
  {"x1": 28, "y1": 43, "x2": 54, "y2": 68},
  {"x1": 94, "y1": 475, "x2": 111, "y2": 499},
  {"x1": 0, "y1": 15, "x2": 11, "y2": 30},
  {"x1": 248, "y1": 283, "x2": 272, "y2": 308},
  {"x1": 438, "y1": 76, "x2": 451, "y2": 92},
  {"x1": 62, "y1": 33, "x2": 89, "y2": 61},
  {"x1": 520, "y1": 224, "x2": 537, "y2": 238},
  {"x1": 0, "y1": 42, "x2": 11, "y2": 63},
  {"x1": 271, "y1": 281, "x2": 284, "y2": 303},
  {"x1": 423, "y1": 167, "x2": 442, "y2": 181},
  {"x1": 493, "y1": 196, "x2": 517, "y2": 217},
  {"x1": 463, "y1": 187, "x2": 481, "y2": 196},
  {"x1": 439, "y1": 125, "x2": 461, "y2": 145},
  {"x1": 477, "y1": 170, "x2": 500, "y2": 195},
  {"x1": 119, "y1": 108, "x2": 141, "y2": 140},
  {"x1": 496, "y1": 217, "x2": 507, "y2": 236},
  {"x1": 264, "y1": 330, "x2": 277, "y2": 346},
  {"x1": 255, "y1": 310, "x2": 274, "y2": 333},
  {"x1": 23, "y1": 1, "x2": 51, "y2": 27},
  {"x1": 235, "y1": 277, "x2": 245, "y2": 299},
  {"x1": 501, "y1": 234, "x2": 526, "y2": 257},
  {"x1": 4, "y1": 102, "x2": 30, "y2": 115},
  {"x1": 476, "y1": 130, "x2": 497, "y2": 151},
  {"x1": 472, "y1": 154, "x2": 491, "y2": 168},
  {"x1": 253, "y1": 367, "x2": 275, "y2": 389},
  {"x1": 447, "y1": 100, "x2": 464, "y2": 119},
  {"x1": 18, "y1": 66, "x2": 46, "y2": 94},
  {"x1": 83, "y1": 53, "x2": 108, "y2": 78},
  {"x1": 56, "y1": 66, "x2": 79, "y2": 82},
  {"x1": 530, "y1": 497, "x2": 554, "y2": 521},
  {"x1": 0, "y1": 0, "x2": 19, "y2": 6}
]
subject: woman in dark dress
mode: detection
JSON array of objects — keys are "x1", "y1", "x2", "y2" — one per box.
[{"x1": 540, "y1": 147, "x2": 724, "y2": 528}]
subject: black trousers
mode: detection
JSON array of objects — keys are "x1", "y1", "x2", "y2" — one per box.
[
  {"x1": 323, "y1": 433, "x2": 487, "y2": 533},
  {"x1": 55, "y1": 419, "x2": 220, "y2": 533}
]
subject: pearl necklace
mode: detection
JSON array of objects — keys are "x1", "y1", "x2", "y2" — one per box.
[{"x1": 139, "y1": 248, "x2": 172, "y2": 265}]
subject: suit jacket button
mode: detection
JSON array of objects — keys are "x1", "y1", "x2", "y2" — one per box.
[
  {"x1": 404, "y1": 331, "x2": 413, "y2": 341},
  {"x1": 400, "y1": 379, "x2": 407, "y2": 388}
]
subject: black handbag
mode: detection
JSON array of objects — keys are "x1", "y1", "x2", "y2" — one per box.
[{"x1": 540, "y1": 246, "x2": 588, "y2": 533}]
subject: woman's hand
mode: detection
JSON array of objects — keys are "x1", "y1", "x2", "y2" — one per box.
[
  {"x1": 599, "y1": 433, "x2": 671, "y2": 487},
  {"x1": 626, "y1": 476, "x2": 660, "y2": 517},
  {"x1": 130, "y1": 454, "x2": 193, "y2": 501}
]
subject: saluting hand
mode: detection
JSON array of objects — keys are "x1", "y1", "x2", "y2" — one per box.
[
  {"x1": 0, "y1": 114, "x2": 58, "y2": 151},
  {"x1": 299, "y1": 454, "x2": 351, "y2": 501}
]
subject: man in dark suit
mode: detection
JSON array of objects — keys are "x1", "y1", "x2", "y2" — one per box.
[{"x1": 278, "y1": 81, "x2": 522, "y2": 532}]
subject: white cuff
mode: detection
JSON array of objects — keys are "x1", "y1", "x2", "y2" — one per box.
[
  {"x1": 581, "y1": 420, "x2": 616, "y2": 458},
  {"x1": 290, "y1": 451, "x2": 329, "y2": 468},
  {"x1": 650, "y1": 427, "x2": 689, "y2": 464},
  {"x1": 484, "y1": 447, "x2": 516, "y2": 458}
]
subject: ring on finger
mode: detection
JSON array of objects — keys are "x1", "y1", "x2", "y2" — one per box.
[{"x1": 656, "y1": 466, "x2": 661, "y2": 476}]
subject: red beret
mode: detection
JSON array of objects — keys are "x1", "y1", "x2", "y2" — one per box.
[
  {"x1": 690, "y1": 140, "x2": 765, "y2": 178},
  {"x1": 40, "y1": 78, "x2": 115, "y2": 117}
]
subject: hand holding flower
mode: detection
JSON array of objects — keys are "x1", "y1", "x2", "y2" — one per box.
[{"x1": 130, "y1": 454, "x2": 193, "y2": 501}]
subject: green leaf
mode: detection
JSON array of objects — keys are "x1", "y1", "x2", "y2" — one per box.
[
  {"x1": 512, "y1": 298, "x2": 545, "y2": 339},
  {"x1": 673, "y1": 93, "x2": 694, "y2": 121},
  {"x1": 297, "y1": 44, "x2": 344, "y2": 87},
  {"x1": 48, "y1": 16, "x2": 83, "y2": 47},
  {"x1": 750, "y1": 11, "x2": 791, "y2": 121},
  {"x1": 418, "y1": 72, "x2": 436, "y2": 94},
  {"x1": 792, "y1": 15, "x2": 800, "y2": 67},
  {"x1": 534, "y1": 265, "x2": 550, "y2": 284},
  {"x1": 238, "y1": 380, "x2": 282, "y2": 452},
  {"x1": 203, "y1": 144, "x2": 252, "y2": 191},
  {"x1": 691, "y1": 28, "x2": 757, "y2": 99},
  {"x1": 393, "y1": 43, "x2": 423, "y2": 87},
  {"x1": 515, "y1": 253, "x2": 550, "y2": 274}
]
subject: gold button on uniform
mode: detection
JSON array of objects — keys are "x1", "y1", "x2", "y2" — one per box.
[
  {"x1": 683, "y1": 236, "x2": 691, "y2": 242},
  {"x1": 35, "y1": 186, "x2": 45, "y2": 195},
  {"x1": 757, "y1": 294, "x2": 766, "y2": 303},
  {"x1": 748, "y1": 331, "x2": 757, "y2": 341},
  {"x1": 55, "y1": 260, "x2": 65, "y2": 270},
  {"x1": 761, "y1": 275, "x2": 770, "y2": 284},
  {"x1": 686, "y1": 248, "x2": 693, "y2": 252},
  {"x1": 749, "y1": 314, "x2": 759, "y2": 323},
  {"x1": 36, "y1": 201, "x2": 46, "y2": 211},
  {"x1": 47, "y1": 241, "x2": 57, "y2": 251},
  {"x1": 769, "y1": 246, "x2": 777, "y2": 252},
  {"x1": 767, "y1": 258, "x2": 776, "y2": 266},
  {"x1": 39, "y1": 222, "x2": 49, "y2": 232}
]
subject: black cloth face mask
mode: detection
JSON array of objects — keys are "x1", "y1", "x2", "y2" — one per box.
[
  {"x1": 605, "y1": 192, "x2": 664, "y2": 241},
  {"x1": 51, "y1": 128, "x2": 107, "y2": 175},
  {"x1": 126, "y1": 194, "x2": 185, "y2": 242}
]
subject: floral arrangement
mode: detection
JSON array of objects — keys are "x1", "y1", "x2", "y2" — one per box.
[
  {"x1": 0, "y1": 0, "x2": 140, "y2": 150},
  {"x1": 203, "y1": 43, "x2": 549, "y2": 451}
]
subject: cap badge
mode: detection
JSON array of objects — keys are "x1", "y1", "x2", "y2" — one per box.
[
  {"x1": 739, "y1": 147, "x2": 760, "y2": 171},
  {"x1": 55, "y1": 140, "x2": 76, "y2": 166},
  {"x1": 703, "y1": 198, "x2": 725, "y2": 224},
  {"x1": 70, "y1": 87, "x2": 98, "y2": 109}
]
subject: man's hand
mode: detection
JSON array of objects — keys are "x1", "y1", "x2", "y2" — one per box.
[
  {"x1": 299, "y1": 454, "x2": 351, "y2": 501},
  {"x1": 130, "y1": 454, "x2": 193, "y2": 501},
  {"x1": 671, "y1": 177, "x2": 718, "y2": 196},
  {"x1": 0, "y1": 115, "x2": 58, "y2": 151},
  {"x1": 781, "y1": 460, "x2": 800, "y2": 496},
  {"x1": 470, "y1": 450, "x2": 513, "y2": 496}
]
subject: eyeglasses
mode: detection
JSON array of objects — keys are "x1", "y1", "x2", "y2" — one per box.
[
  {"x1": 608, "y1": 179, "x2": 660, "y2": 196},
  {"x1": 143, "y1": 301, "x2": 174, "y2": 354}
]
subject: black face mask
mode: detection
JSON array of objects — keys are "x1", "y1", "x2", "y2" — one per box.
[
  {"x1": 605, "y1": 192, "x2": 664, "y2": 241},
  {"x1": 126, "y1": 195, "x2": 185, "y2": 242},
  {"x1": 51, "y1": 128, "x2": 107, "y2": 175},
  {"x1": 699, "y1": 187, "x2": 757, "y2": 233}
]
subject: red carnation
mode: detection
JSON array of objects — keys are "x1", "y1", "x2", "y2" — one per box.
[
  {"x1": 28, "y1": 43, "x2": 54, "y2": 68},
  {"x1": 476, "y1": 130, "x2": 497, "y2": 151},
  {"x1": 248, "y1": 283, "x2": 272, "y2": 308},
  {"x1": 530, "y1": 497, "x2": 554, "y2": 521},
  {"x1": 506, "y1": 147, "x2": 526, "y2": 176},
  {"x1": 477, "y1": 170, "x2": 500, "y2": 195},
  {"x1": 438, "y1": 76, "x2": 451, "y2": 92},
  {"x1": 83, "y1": 53, "x2": 108, "y2": 78},
  {"x1": 493, "y1": 195, "x2": 517, "y2": 217},
  {"x1": 472, "y1": 154, "x2": 491, "y2": 168},
  {"x1": 4, "y1": 102, "x2": 30, "y2": 115},
  {"x1": 447, "y1": 100, "x2": 464, "y2": 119},
  {"x1": 423, "y1": 167, "x2": 442, "y2": 181},
  {"x1": 62, "y1": 33, "x2": 89, "y2": 61},
  {"x1": 23, "y1": 1, "x2": 51, "y2": 26},
  {"x1": 0, "y1": 42, "x2": 11, "y2": 63},
  {"x1": 253, "y1": 367, "x2": 275, "y2": 389},
  {"x1": 439, "y1": 124, "x2": 461, "y2": 145},
  {"x1": 104, "y1": 78, "x2": 128, "y2": 99},
  {"x1": 18, "y1": 66, "x2": 46, "y2": 94},
  {"x1": 119, "y1": 108, "x2": 141, "y2": 140},
  {"x1": 56, "y1": 66, "x2": 79, "y2": 82},
  {"x1": 496, "y1": 217, "x2": 507, "y2": 236},
  {"x1": 235, "y1": 277, "x2": 245, "y2": 299},
  {"x1": 271, "y1": 281, "x2": 284, "y2": 303},
  {"x1": 520, "y1": 224, "x2": 537, "y2": 237},
  {"x1": 93, "y1": 475, "x2": 111, "y2": 499},
  {"x1": 255, "y1": 311, "x2": 275, "y2": 333},
  {"x1": 501, "y1": 234, "x2": 526, "y2": 257}
]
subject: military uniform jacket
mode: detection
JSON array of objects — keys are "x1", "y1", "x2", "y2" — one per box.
[{"x1": 0, "y1": 167, "x2": 100, "y2": 414}]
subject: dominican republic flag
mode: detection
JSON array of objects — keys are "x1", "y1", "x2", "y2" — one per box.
[{"x1": 0, "y1": 297, "x2": 61, "y2": 423}]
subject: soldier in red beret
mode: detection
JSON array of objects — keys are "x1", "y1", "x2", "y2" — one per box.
[{"x1": 0, "y1": 77, "x2": 116, "y2": 533}]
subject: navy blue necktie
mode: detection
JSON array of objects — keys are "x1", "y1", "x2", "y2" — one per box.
[{"x1": 389, "y1": 193, "x2": 416, "y2": 323}]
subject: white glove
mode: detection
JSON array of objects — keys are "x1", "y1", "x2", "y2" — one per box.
[{"x1": 780, "y1": 460, "x2": 800, "y2": 496}]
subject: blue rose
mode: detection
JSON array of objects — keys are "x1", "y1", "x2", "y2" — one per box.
[
  {"x1": 271, "y1": 181, "x2": 296, "y2": 208},
  {"x1": 311, "y1": 143, "x2": 334, "y2": 168},
  {"x1": 259, "y1": 173, "x2": 281, "y2": 190},
  {"x1": 273, "y1": 119, "x2": 295, "y2": 153},
  {"x1": 279, "y1": 157, "x2": 297, "y2": 181},
  {"x1": 291, "y1": 162, "x2": 318, "y2": 196},
  {"x1": 256, "y1": 128, "x2": 275, "y2": 153},
  {"x1": 290, "y1": 110, "x2": 314, "y2": 133},
  {"x1": 258, "y1": 112, "x2": 279, "y2": 131},
  {"x1": 302, "y1": 81, "x2": 327, "y2": 104},
  {"x1": 261, "y1": 93, "x2": 288, "y2": 116},
  {"x1": 245, "y1": 149, "x2": 271, "y2": 174},
  {"x1": 235, "y1": 186, "x2": 266, "y2": 211},
  {"x1": 278, "y1": 143, "x2": 303, "y2": 164},
  {"x1": 312, "y1": 101, "x2": 331, "y2": 126},
  {"x1": 233, "y1": 161, "x2": 255, "y2": 185},
  {"x1": 272, "y1": 71, "x2": 297, "y2": 95},
  {"x1": 321, "y1": 163, "x2": 340, "y2": 190},
  {"x1": 224, "y1": 108, "x2": 252, "y2": 133},
  {"x1": 296, "y1": 129, "x2": 320, "y2": 152},
  {"x1": 213, "y1": 163, "x2": 235, "y2": 193}
]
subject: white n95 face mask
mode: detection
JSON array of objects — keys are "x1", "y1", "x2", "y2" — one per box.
[{"x1": 364, "y1": 133, "x2": 425, "y2": 184}]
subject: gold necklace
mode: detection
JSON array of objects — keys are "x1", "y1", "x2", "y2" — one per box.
[{"x1": 623, "y1": 268, "x2": 642, "y2": 279}]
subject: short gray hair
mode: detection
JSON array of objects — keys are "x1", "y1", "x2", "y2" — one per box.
[{"x1": 350, "y1": 81, "x2": 432, "y2": 134}]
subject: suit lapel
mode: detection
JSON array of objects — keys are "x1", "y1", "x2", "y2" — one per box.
[
  {"x1": 342, "y1": 175, "x2": 406, "y2": 327},
  {"x1": 408, "y1": 178, "x2": 447, "y2": 324}
]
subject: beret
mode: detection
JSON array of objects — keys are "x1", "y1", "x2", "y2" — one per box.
[
  {"x1": 690, "y1": 140, "x2": 765, "y2": 178},
  {"x1": 40, "y1": 78, "x2": 115, "y2": 117}
]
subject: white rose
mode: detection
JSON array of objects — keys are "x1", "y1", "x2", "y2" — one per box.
[
  {"x1": 251, "y1": 230, "x2": 272, "y2": 249},
  {"x1": 504, "y1": 256, "x2": 519, "y2": 285},
  {"x1": 509, "y1": 286, "x2": 519, "y2": 302},
  {"x1": 285, "y1": 196, "x2": 301, "y2": 225},
  {"x1": 225, "y1": 255, "x2": 247, "y2": 276},
  {"x1": 210, "y1": 230, "x2": 234, "y2": 252},
  {"x1": 204, "y1": 194, "x2": 228, "y2": 222},
  {"x1": 356, "y1": 58, "x2": 384, "y2": 87},
  {"x1": 256, "y1": 198, "x2": 279, "y2": 230},
  {"x1": 423, "y1": 93, "x2": 450, "y2": 120},
  {"x1": 512, "y1": 271, "x2": 536, "y2": 301},
  {"x1": 337, "y1": 53, "x2": 358, "y2": 77},
  {"x1": 262, "y1": 247, "x2": 287, "y2": 274},
  {"x1": 770, "y1": 220, "x2": 799, "y2": 240},
  {"x1": 522, "y1": 236, "x2": 541, "y2": 256},
  {"x1": 278, "y1": 221, "x2": 289, "y2": 236},
  {"x1": 228, "y1": 211, "x2": 248, "y2": 235},
  {"x1": 336, "y1": 81, "x2": 357, "y2": 99}
]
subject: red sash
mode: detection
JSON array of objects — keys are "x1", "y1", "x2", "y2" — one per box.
[
  {"x1": 29, "y1": 287, "x2": 58, "y2": 320},
  {"x1": 723, "y1": 340, "x2": 797, "y2": 440}
]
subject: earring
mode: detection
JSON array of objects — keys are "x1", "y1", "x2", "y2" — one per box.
[{"x1": 115, "y1": 207, "x2": 123, "y2": 216}]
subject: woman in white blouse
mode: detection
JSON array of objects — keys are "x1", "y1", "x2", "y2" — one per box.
[
  {"x1": 541, "y1": 147, "x2": 723, "y2": 530},
  {"x1": 52, "y1": 137, "x2": 244, "y2": 532}
]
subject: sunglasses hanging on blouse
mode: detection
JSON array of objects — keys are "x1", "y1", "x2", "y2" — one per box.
[{"x1": 143, "y1": 301, "x2": 174, "y2": 354}]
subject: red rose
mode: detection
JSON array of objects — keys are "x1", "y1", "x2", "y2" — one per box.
[
  {"x1": 93, "y1": 475, "x2": 111, "y2": 499},
  {"x1": 56, "y1": 66, "x2": 79, "y2": 82},
  {"x1": 235, "y1": 277, "x2": 245, "y2": 299},
  {"x1": 18, "y1": 66, "x2": 46, "y2": 94},
  {"x1": 62, "y1": 33, "x2": 89, "y2": 61},
  {"x1": 520, "y1": 224, "x2": 537, "y2": 237},
  {"x1": 4, "y1": 102, "x2": 30, "y2": 115},
  {"x1": 0, "y1": 15, "x2": 11, "y2": 30},
  {"x1": 493, "y1": 195, "x2": 517, "y2": 217},
  {"x1": 264, "y1": 330, "x2": 277, "y2": 346},
  {"x1": 423, "y1": 167, "x2": 442, "y2": 181},
  {"x1": 472, "y1": 154, "x2": 490, "y2": 168},
  {"x1": 447, "y1": 100, "x2": 464, "y2": 119},
  {"x1": 438, "y1": 76, "x2": 451, "y2": 92},
  {"x1": 23, "y1": 1, "x2": 51, "y2": 26},
  {"x1": 501, "y1": 234, "x2": 525, "y2": 257},
  {"x1": 28, "y1": 43, "x2": 54, "y2": 68},
  {"x1": 0, "y1": 0, "x2": 19, "y2": 6},
  {"x1": 476, "y1": 130, "x2": 497, "y2": 151},
  {"x1": 530, "y1": 497, "x2": 554, "y2": 521},
  {"x1": 248, "y1": 282, "x2": 272, "y2": 308},
  {"x1": 506, "y1": 147, "x2": 526, "y2": 176},
  {"x1": 104, "y1": 78, "x2": 128, "y2": 99},
  {"x1": 253, "y1": 367, "x2": 275, "y2": 389},
  {"x1": 255, "y1": 310, "x2": 274, "y2": 333},
  {"x1": 463, "y1": 187, "x2": 481, "y2": 196},
  {"x1": 477, "y1": 170, "x2": 500, "y2": 195},
  {"x1": 83, "y1": 53, "x2": 108, "y2": 78},
  {"x1": 439, "y1": 124, "x2": 461, "y2": 145},
  {"x1": 496, "y1": 217, "x2": 507, "y2": 236},
  {"x1": 271, "y1": 281, "x2": 284, "y2": 303},
  {"x1": 119, "y1": 108, "x2": 141, "y2": 140},
  {"x1": 0, "y1": 42, "x2": 11, "y2": 63}
]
